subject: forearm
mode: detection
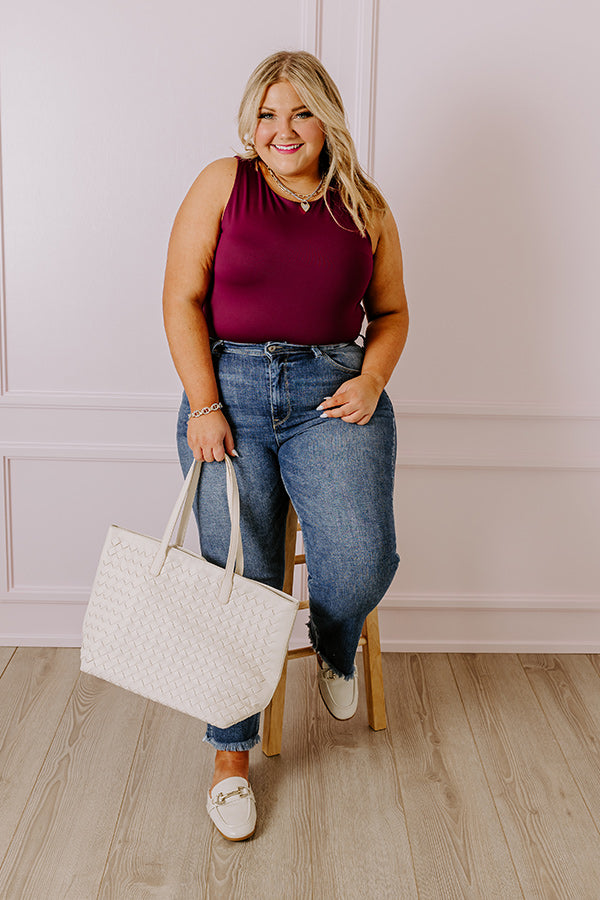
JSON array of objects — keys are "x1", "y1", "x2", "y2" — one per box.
[
  {"x1": 163, "y1": 296, "x2": 219, "y2": 409},
  {"x1": 361, "y1": 308, "x2": 409, "y2": 391}
]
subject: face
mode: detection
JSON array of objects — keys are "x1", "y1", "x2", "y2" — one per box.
[{"x1": 253, "y1": 80, "x2": 325, "y2": 185}]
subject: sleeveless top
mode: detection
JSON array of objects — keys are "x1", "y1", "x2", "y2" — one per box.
[{"x1": 203, "y1": 157, "x2": 374, "y2": 344}]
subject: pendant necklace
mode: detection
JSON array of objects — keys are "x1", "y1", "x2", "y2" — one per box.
[{"x1": 264, "y1": 163, "x2": 325, "y2": 211}]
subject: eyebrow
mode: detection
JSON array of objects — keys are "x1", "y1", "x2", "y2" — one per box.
[{"x1": 259, "y1": 105, "x2": 310, "y2": 112}]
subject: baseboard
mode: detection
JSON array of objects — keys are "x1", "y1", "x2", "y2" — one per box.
[{"x1": 1, "y1": 593, "x2": 599, "y2": 652}]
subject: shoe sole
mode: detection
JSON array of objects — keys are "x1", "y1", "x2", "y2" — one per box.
[{"x1": 213, "y1": 824, "x2": 256, "y2": 841}]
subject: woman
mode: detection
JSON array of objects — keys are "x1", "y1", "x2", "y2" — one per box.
[{"x1": 163, "y1": 50, "x2": 408, "y2": 841}]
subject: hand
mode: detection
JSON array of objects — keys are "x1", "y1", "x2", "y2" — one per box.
[
  {"x1": 187, "y1": 410, "x2": 237, "y2": 461},
  {"x1": 317, "y1": 373, "x2": 384, "y2": 425}
]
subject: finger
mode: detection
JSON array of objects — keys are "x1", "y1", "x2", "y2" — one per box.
[
  {"x1": 316, "y1": 395, "x2": 334, "y2": 411},
  {"x1": 342, "y1": 411, "x2": 372, "y2": 425},
  {"x1": 321, "y1": 404, "x2": 354, "y2": 419},
  {"x1": 224, "y1": 428, "x2": 238, "y2": 457},
  {"x1": 213, "y1": 445, "x2": 226, "y2": 462},
  {"x1": 340, "y1": 410, "x2": 365, "y2": 423},
  {"x1": 317, "y1": 390, "x2": 354, "y2": 410}
]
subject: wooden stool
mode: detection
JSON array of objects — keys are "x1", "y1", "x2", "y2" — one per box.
[{"x1": 262, "y1": 503, "x2": 387, "y2": 756}]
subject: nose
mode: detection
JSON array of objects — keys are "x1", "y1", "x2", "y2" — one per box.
[{"x1": 278, "y1": 117, "x2": 298, "y2": 139}]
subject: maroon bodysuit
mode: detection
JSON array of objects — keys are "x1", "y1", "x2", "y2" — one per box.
[{"x1": 203, "y1": 157, "x2": 374, "y2": 344}]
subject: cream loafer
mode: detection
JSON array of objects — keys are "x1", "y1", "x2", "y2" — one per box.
[
  {"x1": 317, "y1": 660, "x2": 359, "y2": 720},
  {"x1": 207, "y1": 776, "x2": 256, "y2": 841}
]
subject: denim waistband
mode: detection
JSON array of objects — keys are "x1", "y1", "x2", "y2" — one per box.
[{"x1": 209, "y1": 339, "x2": 361, "y2": 357}]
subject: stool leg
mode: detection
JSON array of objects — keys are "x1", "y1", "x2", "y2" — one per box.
[
  {"x1": 262, "y1": 658, "x2": 288, "y2": 756},
  {"x1": 361, "y1": 609, "x2": 387, "y2": 731}
]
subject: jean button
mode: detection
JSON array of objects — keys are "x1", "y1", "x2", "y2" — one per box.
[{"x1": 267, "y1": 344, "x2": 277, "y2": 352}]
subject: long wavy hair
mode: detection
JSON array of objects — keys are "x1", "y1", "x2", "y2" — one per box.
[{"x1": 238, "y1": 50, "x2": 386, "y2": 237}]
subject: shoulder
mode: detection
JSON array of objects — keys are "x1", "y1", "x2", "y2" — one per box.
[
  {"x1": 367, "y1": 200, "x2": 399, "y2": 255},
  {"x1": 179, "y1": 157, "x2": 239, "y2": 218}
]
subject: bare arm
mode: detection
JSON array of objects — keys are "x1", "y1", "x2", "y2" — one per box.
[
  {"x1": 162, "y1": 157, "x2": 238, "y2": 461},
  {"x1": 318, "y1": 205, "x2": 409, "y2": 424}
]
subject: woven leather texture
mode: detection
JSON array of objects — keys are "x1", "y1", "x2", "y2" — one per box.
[
  {"x1": 81, "y1": 527, "x2": 298, "y2": 727},
  {"x1": 80, "y1": 460, "x2": 299, "y2": 728}
]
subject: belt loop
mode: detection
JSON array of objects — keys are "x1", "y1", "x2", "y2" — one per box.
[
  {"x1": 311, "y1": 345, "x2": 322, "y2": 358},
  {"x1": 210, "y1": 339, "x2": 225, "y2": 356}
]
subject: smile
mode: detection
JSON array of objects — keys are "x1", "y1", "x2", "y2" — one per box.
[{"x1": 272, "y1": 144, "x2": 303, "y2": 153}]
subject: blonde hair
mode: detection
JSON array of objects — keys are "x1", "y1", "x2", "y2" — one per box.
[{"x1": 238, "y1": 50, "x2": 386, "y2": 237}]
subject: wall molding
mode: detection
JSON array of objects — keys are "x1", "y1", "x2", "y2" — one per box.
[
  {"x1": 1, "y1": 443, "x2": 178, "y2": 461},
  {"x1": 3, "y1": 391, "x2": 600, "y2": 421},
  {"x1": 0, "y1": 390, "x2": 180, "y2": 411},
  {"x1": 4, "y1": 589, "x2": 598, "y2": 610},
  {"x1": 394, "y1": 451, "x2": 600, "y2": 471},
  {"x1": 1, "y1": 448, "x2": 179, "y2": 596},
  {"x1": 354, "y1": 0, "x2": 379, "y2": 173},
  {"x1": 392, "y1": 399, "x2": 600, "y2": 421},
  {"x1": 301, "y1": 0, "x2": 323, "y2": 56},
  {"x1": 2, "y1": 434, "x2": 600, "y2": 470},
  {"x1": 383, "y1": 592, "x2": 600, "y2": 611},
  {"x1": 2, "y1": 594, "x2": 599, "y2": 650}
]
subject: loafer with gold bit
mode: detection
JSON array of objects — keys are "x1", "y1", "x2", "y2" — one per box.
[{"x1": 206, "y1": 776, "x2": 256, "y2": 841}]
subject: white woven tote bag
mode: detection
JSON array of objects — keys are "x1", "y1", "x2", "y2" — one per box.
[{"x1": 80, "y1": 457, "x2": 299, "y2": 728}]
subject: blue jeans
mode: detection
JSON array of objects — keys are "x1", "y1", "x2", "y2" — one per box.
[{"x1": 176, "y1": 340, "x2": 399, "y2": 751}]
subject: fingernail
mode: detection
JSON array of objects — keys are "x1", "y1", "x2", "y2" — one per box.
[
  {"x1": 231, "y1": 450, "x2": 239, "y2": 457},
  {"x1": 316, "y1": 404, "x2": 324, "y2": 411},
  {"x1": 320, "y1": 412, "x2": 329, "y2": 418}
]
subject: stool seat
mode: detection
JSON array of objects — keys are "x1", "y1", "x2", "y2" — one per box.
[{"x1": 262, "y1": 503, "x2": 387, "y2": 756}]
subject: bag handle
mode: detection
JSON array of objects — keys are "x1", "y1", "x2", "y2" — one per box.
[{"x1": 150, "y1": 458, "x2": 244, "y2": 604}]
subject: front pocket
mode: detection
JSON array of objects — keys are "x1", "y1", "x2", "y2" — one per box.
[{"x1": 319, "y1": 344, "x2": 364, "y2": 374}]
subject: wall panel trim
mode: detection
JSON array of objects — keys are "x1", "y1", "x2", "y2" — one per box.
[
  {"x1": 354, "y1": 0, "x2": 379, "y2": 173},
  {"x1": 3, "y1": 392, "x2": 600, "y2": 421},
  {"x1": 384, "y1": 592, "x2": 600, "y2": 611},
  {"x1": 2, "y1": 594, "x2": 599, "y2": 649},
  {"x1": 301, "y1": 0, "x2": 323, "y2": 55}
]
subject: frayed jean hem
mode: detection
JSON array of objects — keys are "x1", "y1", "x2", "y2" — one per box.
[
  {"x1": 202, "y1": 732, "x2": 261, "y2": 752},
  {"x1": 307, "y1": 619, "x2": 356, "y2": 681}
]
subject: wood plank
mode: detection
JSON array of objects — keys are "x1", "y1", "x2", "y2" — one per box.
[
  {"x1": 451, "y1": 653, "x2": 600, "y2": 898},
  {"x1": 306, "y1": 654, "x2": 418, "y2": 899},
  {"x1": 587, "y1": 654, "x2": 600, "y2": 679},
  {"x1": 0, "y1": 647, "x2": 17, "y2": 674},
  {"x1": 384, "y1": 653, "x2": 521, "y2": 898},
  {"x1": 0, "y1": 672, "x2": 147, "y2": 898},
  {"x1": 520, "y1": 654, "x2": 600, "y2": 831},
  {"x1": 97, "y1": 701, "x2": 211, "y2": 898},
  {"x1": 0, "y1": 648, "x2": 81, "y2": 855}
]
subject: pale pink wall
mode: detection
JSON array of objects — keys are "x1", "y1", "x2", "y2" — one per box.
[{"x1": 1, "y1": 0, "x2": 599, "y2": 648}]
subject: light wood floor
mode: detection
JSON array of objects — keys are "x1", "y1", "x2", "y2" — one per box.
[{"x1": 2, "y1": 649, "x2": 600, "y2": 899}]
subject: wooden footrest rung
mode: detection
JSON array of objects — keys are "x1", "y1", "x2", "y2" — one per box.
[{"x1": 287, "y1": 636, "x2": 366, "y2": 662}]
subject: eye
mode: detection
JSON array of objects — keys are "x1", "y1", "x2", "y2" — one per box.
[
  {"x1": 295, "y1": 111, "x2": 313, "y2": 119},
  {"x1": 258, "y1": 112, "x2": 274, "y2": 119}
]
